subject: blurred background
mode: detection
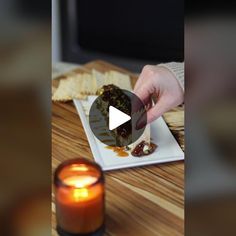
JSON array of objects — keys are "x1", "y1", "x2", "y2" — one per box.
[
  {"x1": 52, "y1": 0, "x2": 184, "y2": 72},
  {"x1": 0, "y1": 0, "x2": 51, "y2": 235},
  {"x1": 1, "y1": 0, "x2": 236, "y2": 235},
  {"x1": 185, "y1": 3, "x2": 236, "y2": 235}
]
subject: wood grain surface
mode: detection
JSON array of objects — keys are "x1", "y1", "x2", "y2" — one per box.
[{"x1": 52, "y1": 60, "x2": 184, "y2": 236}]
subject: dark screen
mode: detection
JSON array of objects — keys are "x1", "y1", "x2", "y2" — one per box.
[{"x1": 77, "y1": 0, "x2": 184, "y2": 62}]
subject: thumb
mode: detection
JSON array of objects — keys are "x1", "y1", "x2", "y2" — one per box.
[
  {"x1": 136, "y1": 98, "x2": 168, "y2": 129},
  {"x1": 134, "y1": 82, "x2": 155, "y2": 106},
  {"x1": 146, "y1": 98, "x2": 170, "y2": 124},
  {"x1": 134, "y1": 85, "x2": 150, "y2": 104}
]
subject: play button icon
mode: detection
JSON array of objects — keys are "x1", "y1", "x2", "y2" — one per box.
[
  {"x1": 109, "y1": 106, "x2": 131, "y2": 130},
  {"x1": 89, "y1": 87, "x2": 147, "y2": 147}
]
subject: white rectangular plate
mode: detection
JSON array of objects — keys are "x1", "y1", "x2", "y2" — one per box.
[{"x1": 73, "y1": 97, "x2": 184, "y2": 171}]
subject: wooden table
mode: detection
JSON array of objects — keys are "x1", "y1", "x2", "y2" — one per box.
[{"x1": 52, "y1": 60, "x2": 184, "y2": 236}]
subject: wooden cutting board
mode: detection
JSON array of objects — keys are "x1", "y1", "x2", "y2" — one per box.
[{"x1": 52, "y1": 60, "x2": 184, "y2": 236}]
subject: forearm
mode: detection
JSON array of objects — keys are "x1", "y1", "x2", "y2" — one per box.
[{"x1": 157, "y1": 62, "x2": 184, "y2": 91}]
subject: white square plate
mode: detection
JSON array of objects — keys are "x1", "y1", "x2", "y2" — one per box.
[{"x1": 73, "y1": 97, "x2": 184, "y2": 171}]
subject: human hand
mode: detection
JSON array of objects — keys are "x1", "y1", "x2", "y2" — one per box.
[{"x1": 134, "y1": 65, "x2": 184, "y2": 128}]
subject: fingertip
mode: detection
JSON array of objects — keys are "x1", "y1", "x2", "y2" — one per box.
[
  {"x1": 146, "y1": 106, "x2": 164, "y2": 124},
  {"x1": 147, "y1": 114, "x2": 159, "y2": 124}
]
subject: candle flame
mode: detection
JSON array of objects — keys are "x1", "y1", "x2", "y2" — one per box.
[
  {"x1": 64, "y1": 176, "x2": 97, "y2": 188},
  {"x1": 73, "y1": 188, "x2": 89, "y2": 201},
  {"x1": 70, "y1": 164, "x2": 89, "y2": 172}
]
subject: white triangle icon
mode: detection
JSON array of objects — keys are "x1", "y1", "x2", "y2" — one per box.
[{"x1": 109, "y1": 106, "x2": 131, "y2": 130}]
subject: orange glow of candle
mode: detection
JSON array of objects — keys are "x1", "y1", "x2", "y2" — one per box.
[
  {"x1": 73, "y1": 188, "x2": 89, "y2": 200},
  {"x1": 54, "y1": 158, "x2": 105, "y2": 235}
]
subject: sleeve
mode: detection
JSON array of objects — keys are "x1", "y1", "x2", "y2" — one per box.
[{"x1": 157, "y1": 62, "x2": 184, "y2": 91}]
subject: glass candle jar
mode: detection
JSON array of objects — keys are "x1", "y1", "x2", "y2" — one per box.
[{"x1": 54, "y1": 158, "x2": 105, "y2": 236}]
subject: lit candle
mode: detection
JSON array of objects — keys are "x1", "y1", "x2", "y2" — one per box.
[{"x1": 54, "y1": 158, "x2": 105, "y2": 236}]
